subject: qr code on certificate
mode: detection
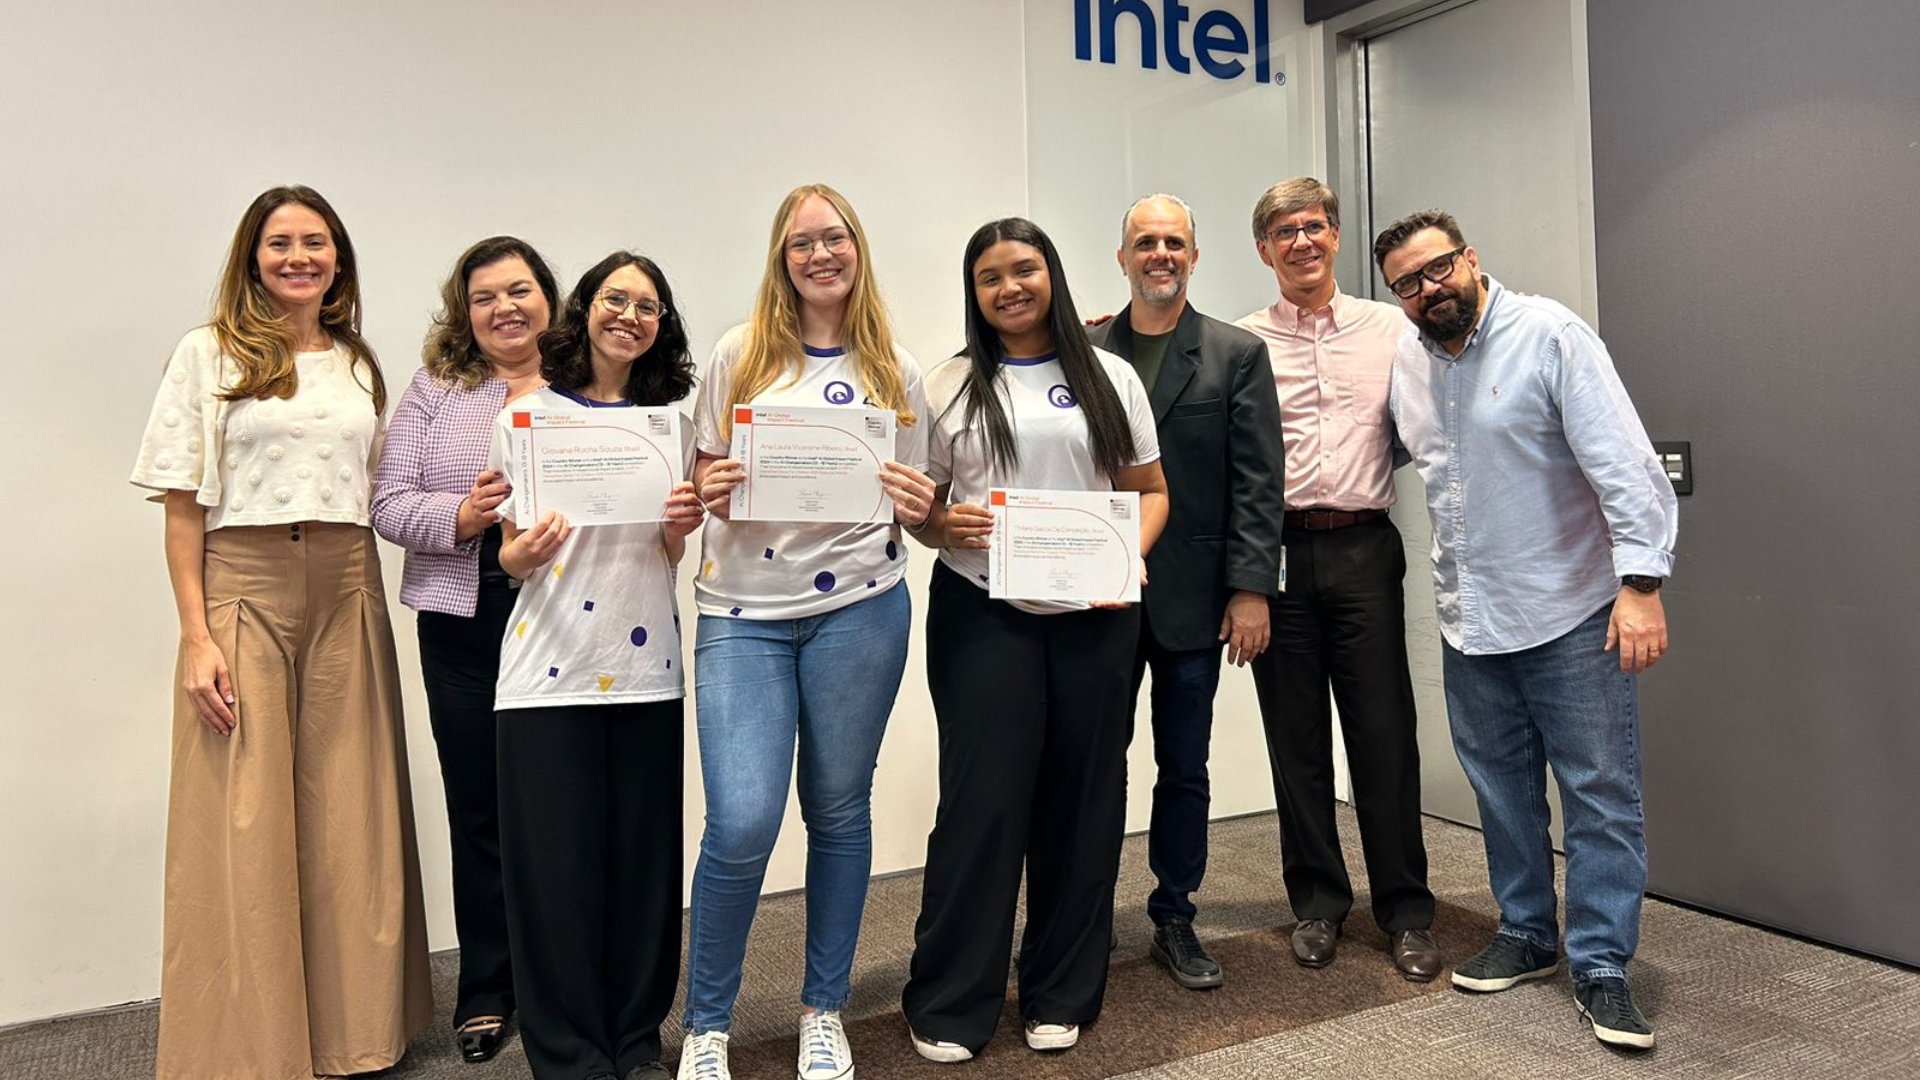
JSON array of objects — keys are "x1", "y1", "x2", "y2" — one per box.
[
  {"x1": 1110, "y1": 499, "x2": 1132, "y2": 519},
  {"x1": 864, "y1": 417, "x2": 886, "y2": 439},
  {"x1": 647, "y1": 415, "x2": 672, "y2": 435}
]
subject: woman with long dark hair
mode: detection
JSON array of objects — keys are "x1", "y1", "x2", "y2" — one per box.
[
  {"x1": 901, "y1": 217, "x2": 1169, "y2": 1062},
  {"x1": 130, "y1": 185, "x2": 433, "y2": 1079},
  {"x1": 372, "y1": 235, "x2": 561, "y2": 1062},
  {"x1": 488, "y1": 251, "x2": 704, "y2": 1080}
]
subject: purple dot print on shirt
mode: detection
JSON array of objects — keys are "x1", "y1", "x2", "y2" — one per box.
[
  {"x1": 548, "y1": 666, "x2": 561, "y2": 678},
  {"x1": 583, "y1": 600, "x2": 595, "y2": 612},
  {"x1": 729, "y1": 606, "x2": 742, "y2": 616},
  {"x1": 814, "y1": 571, "x2": 836, "y2": 592},
  {"x1": 824, "y1": 380, "x2": 856, "y2": 405},
  {"x1": 885, "y1": 540, "x2": 899, "y2": 561},
  {"x1": 630, "y1": 626, "x2": 648, "y2": 647},
  {"x1": 763, "y1": 547, "x2": 775, "y2": 560}
]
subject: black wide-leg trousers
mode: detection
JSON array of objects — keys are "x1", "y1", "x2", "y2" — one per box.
[
  {"x1": 903, "y1": 562, "x2": 1139, "y2": 1053},
  {"x1": 1248, "y1": 517, "x2": 1434, "y2": 932},
  {"x1": 415, "y1": 584, "x2": 518, "y2": 1027},
  {"x1": 498, "y1": 700, "x2": 684, "y2": 1080}
]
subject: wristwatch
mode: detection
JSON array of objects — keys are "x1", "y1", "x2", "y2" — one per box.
[{"x1": 1621, "y1": 575, "x2": 1664, "y2": 594}]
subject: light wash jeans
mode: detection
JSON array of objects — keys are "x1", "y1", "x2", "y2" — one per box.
[
  {"x1": 1441, "y1": 602, "x2": 1647, "y2": 982},
  {"x1": 683, "y1": 582, "x2": 910, "y2": 1032}
]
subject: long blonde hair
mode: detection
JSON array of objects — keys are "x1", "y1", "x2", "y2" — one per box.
[
  {"x1": 720, "y1": 183, "x2": 914, "y2": 437},
  {"x1": 211, "y1": 185, "x2": 386, "y2": 412}
]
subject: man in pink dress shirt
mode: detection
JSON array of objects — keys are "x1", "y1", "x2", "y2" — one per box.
[{"x1": 1235, "y1": 177, "x2": 1440, "y2": 981}]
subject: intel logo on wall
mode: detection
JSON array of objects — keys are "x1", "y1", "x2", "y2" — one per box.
[{"x1": 1073, "y1": 0, "x2": 1281, "y2": 84}]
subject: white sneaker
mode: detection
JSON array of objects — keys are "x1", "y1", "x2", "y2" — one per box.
[
  {"x1": 909, "y1": 1028, "x2": 973, "y2": 1063},
  {"x1": 797, "y1": 1009, "x2": 854, "y2": 1079},
  {"x1": 677, "y1": 1030, "x2": 731, "y2": 1080},
  {"x1": 1024, "y1": 1021, "x2": 1079, "y2": 1051}
]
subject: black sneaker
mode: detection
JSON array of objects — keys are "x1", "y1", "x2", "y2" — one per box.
[
  {"x1": 1575, "y1": 975, "x2": 1656, "y2": 1049},
  {"x1": 1450, "y1": 934, "x2": 1560, "y2": 992},
  {"x1": 1150, "y1": 918, "x2": 1224, "y2": 989}
]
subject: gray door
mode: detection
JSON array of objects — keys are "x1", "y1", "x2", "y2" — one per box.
[{"x1": 1359, "y1": 0, "x2": 1592, "y2": 833}]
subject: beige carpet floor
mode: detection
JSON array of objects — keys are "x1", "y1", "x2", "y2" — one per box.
[{"x1": 5, "y1": 807, "x2": 1916, "y2": 1078}]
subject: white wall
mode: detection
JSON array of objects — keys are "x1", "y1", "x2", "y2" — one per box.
[{"x1": 0, "y1": 0, "x2": 1329, "y2": 1025}]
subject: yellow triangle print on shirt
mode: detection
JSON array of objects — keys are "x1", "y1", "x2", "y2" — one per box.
[
  {"x1": 596, "y1": 674, "x2": 616, "y2": 693},
  {"x1": 552, "y1": 562, "x2": 565, "y2": 579},
  {"x1": 516, "y1": 620, "x2": 528, "y2": 640},
  {"x1": 702, "y1": 559, "x2": 716, "y2": 580}
]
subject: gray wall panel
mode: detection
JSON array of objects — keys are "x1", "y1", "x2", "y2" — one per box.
[{"x1": 1587, "y1": 0, "x2": 1920, "y2": 965}]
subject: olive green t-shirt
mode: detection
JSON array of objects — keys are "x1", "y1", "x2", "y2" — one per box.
[{"x1": 1128, "y1": 329, "x2": 1173, "y2": 396}]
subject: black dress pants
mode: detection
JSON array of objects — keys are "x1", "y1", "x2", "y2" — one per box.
[
  {"x1": 415, "y1": 581, "x2": 518, "y2": 1026},
  {"x1": 903, "y1": 562, "x2": 1138, "y2": 1053},
  {"x1": 498, "y1": 700, "x2": 684, "y2": 1080},
  {"x1": 1248, "y1": 517, "x2": 1434, "y2": 932}
]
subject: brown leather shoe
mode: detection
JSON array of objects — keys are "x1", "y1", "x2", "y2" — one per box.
[
  {"x1": 1390, "y1": 928, "x2": 1443, "y2": 982},
  {"x1": 1290, "y1": 918, "x2": 1340, "y2": 967}
]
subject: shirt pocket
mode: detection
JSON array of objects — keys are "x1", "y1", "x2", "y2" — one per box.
[{"x1": 1334, "y1": 369, "x2": 1389, "y2": 427}]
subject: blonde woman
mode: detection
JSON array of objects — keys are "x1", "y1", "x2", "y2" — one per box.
[
  {"x1": 131, "y1": 185, "x2": 432, "y2": 1080},
  {"x1": 679, "y1": 184, "x2": 934, "y2": 1080},
  {"x1": 372, "y1": 235, "x2": 561, "y2": 1063}
]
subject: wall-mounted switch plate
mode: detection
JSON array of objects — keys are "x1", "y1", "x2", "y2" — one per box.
[{"x1": 1653, "y1": 440, "x2": 1692, "y2": 495}]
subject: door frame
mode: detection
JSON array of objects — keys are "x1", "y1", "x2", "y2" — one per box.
[{"x1": 1308, "y1": 0, "x2": 1599, "y2": 323}]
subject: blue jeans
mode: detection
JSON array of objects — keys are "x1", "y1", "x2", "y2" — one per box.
[
  {"x1": 684, "y1": 582, "x2": 910, "y2": 1032},
  {"x1": 1442, "y1": 602, "x2": 1646, "y2": 981},
  {"x1": 1128, "y1": 633, "x2": 1222, "y2": 925}
]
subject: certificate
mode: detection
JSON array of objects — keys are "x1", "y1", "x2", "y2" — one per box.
[
  {"x1": 510, "y1": 407, "x2": 682, "y2": 526},
  {"x1": 987, "y1": 488, "x2": 1142, "y2": 604},
  {"x1": 728, "y1": 404, "x2": 894, "y2": 524}
]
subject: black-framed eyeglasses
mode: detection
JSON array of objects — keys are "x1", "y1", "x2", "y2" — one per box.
[
  {"x1": 595, "y1": 290, "x2": 667, "y2": 321},
  {"x1": 785, "y1": 230, "x2": 854, "y2": 262},
  {"x1": 1385, "y1": 246, "x2": 1467, "y2": 299},
  {"x1": 1265, "y1": 220, "x2": 1331, "y2": 245}
]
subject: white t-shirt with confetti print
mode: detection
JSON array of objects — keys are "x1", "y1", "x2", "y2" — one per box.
[
  {"x1": 488, "y1": 387, "x2": 687, "y2": 710},
  {"x1": 691, "y1": 324, "x2": 930, "y2": 621}
]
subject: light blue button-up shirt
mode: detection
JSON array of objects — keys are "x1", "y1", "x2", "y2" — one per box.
[{"x1": 1389, "y1": 276, "x2": 1677, "y2": 655}]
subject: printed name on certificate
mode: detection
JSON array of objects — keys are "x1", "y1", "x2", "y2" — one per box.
[
  {"x1": 729, "y1": 404, "x2": 894, "y2": 524},
  {"x1": 987, "y1": 488, "x2": 1142, "y2": 603},
  {"x1": 511, "y1": 408, "x2": 682, "y2": 526}
]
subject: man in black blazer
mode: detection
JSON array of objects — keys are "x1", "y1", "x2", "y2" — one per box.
[{"x1": 1088, "y1": 194, "x2": 1286, "y2": 990}]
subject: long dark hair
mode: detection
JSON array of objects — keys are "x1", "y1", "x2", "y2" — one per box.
[
  {"x1": 538, "y1": 251, "x2": 694, "y2": 406},
  {"x1": 424, "y1": 235, "x2": 561, "y2": 389},
  {"x1": 955, "y1": 217, "x2": 1132, "y2": 478}
]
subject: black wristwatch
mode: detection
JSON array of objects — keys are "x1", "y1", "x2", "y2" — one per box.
[{"x1": 1621, "y1": 575, "x2": 1664, "y2": 594}]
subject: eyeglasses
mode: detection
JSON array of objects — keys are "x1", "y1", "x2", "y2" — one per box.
[
  {"x1": 1385, "y1": 246, "x2": 1467, "y2": 299},
  {"x1": 785, "y1": 230, "x2": 854, "y2": 262},
  {"x1": 595, "y1": 290, "x2": 667, "y2": 321},
  {"x1": 1265, "y1": 220, "x2": 1331, "y2": 245}
]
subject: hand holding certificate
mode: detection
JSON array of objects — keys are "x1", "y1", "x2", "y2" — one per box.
[
  {"x1": 728, "y1": 404, "x2": 895, "y2": 524},
  {"x1": 510, "y1": 407, "x2": 683, "y2": 526},
  {"x1": 987, "y1": 488, "x2": 1142, "y2": 604}
]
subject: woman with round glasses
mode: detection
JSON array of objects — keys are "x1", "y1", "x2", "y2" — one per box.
[
  {"x1": 130, "y1": 185, "x2": 433, "y2": 1080},
  {"x1": 679, "y1": 183, "x2": 933, "y2": 1080},
  {"x1": 372, "y1": 235, "x2": 560, "y2": 1063},
  {"x1": 489, "y1": 251, "x2": 704, "y2": 1080},
  {"x1": 901, "y1": 217, "x2": 1167, "y2": 1063}
]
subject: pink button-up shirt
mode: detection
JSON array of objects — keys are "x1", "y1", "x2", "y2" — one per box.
[{"x1": 1238, "y1": 289, "x2": 1409, "y2": 511}]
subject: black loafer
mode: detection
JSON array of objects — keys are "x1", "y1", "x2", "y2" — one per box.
[
  {"x1": 1291, "y1": 918, "x2": 1341, "y2": 968},
  {"x1": 456, "y1": 1016, "x2": 507, "y2": 1063}
]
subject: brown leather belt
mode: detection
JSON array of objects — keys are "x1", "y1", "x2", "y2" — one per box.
[{"x1": 1285, "y1": 507, "x2": 1388, "y2": 531}]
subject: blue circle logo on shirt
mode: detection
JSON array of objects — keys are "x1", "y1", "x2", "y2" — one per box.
[
  {"x1": 1047, "y1": 384, "x2": 1077, "y2": 409},
  {"x1": 824, "y1": 381, "x2": 856, "y2": 405}
]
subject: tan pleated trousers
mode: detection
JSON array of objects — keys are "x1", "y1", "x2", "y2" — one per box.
[{"x1": 157, "y1": 523, "x2": 433, "y2": 1080}]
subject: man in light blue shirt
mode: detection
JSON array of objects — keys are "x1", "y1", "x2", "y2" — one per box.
[{"x1": 1375, "y1": 209, "x2": 1677, "y2": 1052}]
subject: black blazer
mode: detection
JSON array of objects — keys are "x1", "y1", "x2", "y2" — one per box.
[{"x1": 1089, "y1": 303, "x2": 1286, "y2": 651}]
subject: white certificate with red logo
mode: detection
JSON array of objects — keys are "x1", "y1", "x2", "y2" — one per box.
[
  {"x1": 987, "y1": 488, "x2": 1142, "y2": 603},
  {"x1": 728, "y1": 404, "x2": 894, "y2": 523},
  {"x1": 510, "y1": 408, "x2": 682, "y2": 525}
]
